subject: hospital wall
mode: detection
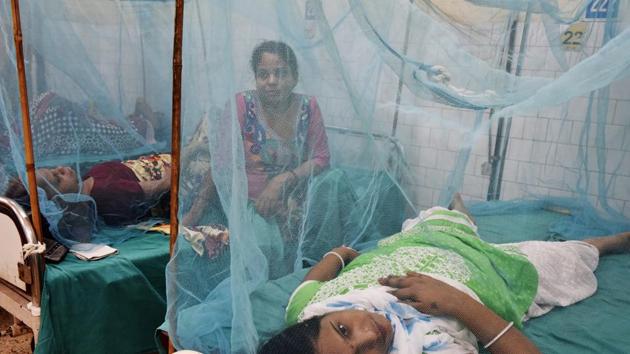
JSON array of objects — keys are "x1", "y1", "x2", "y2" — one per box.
[
  {"x1": 224, "y1": 3, "x2": 630, "y2": 218},
  {"x1": 30, "y1": 1, "x2": 630, "y2": 218},
  {"x1": 394, "y1": 14, "x2": 630, "y2": 217}
]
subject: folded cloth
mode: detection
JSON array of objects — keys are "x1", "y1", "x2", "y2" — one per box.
[
  {"x1": 135, "y1": 222, "x2": 229, "y2": 259},
  {"x1": 182, "y1": 224, "x2": 229, "y2": 259},
  {"x1": 301, "y1": 282, "x2": 479, "y2": 354},
  {"x1": 146, "y1": 224, "x2": 171, "y2": 234},
  {"x1": 70, "y1": 243, "x2": 118, "y2": 261}
]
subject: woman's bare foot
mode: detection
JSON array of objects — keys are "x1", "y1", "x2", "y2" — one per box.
[
  {"x1": 448, "y1": 192, "x2": 476, "y2": 225},
  {"x1": 584, "y1": 232, "x2": 630, "y2": 256}
]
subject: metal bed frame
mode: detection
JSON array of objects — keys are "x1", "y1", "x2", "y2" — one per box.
[{"x1": 0, "y1": 196, "x2": 44, "y2": 343}]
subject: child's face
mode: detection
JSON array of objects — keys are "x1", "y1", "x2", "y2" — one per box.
[{"x1": 314, "y1": 309, "x2": 393, "y2": 354}]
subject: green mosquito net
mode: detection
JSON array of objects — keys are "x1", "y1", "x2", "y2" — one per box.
[{"x1": 1, "y1": 0, "x2": 629, "y2": 353}]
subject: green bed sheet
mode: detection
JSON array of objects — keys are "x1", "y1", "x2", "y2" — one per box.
[
  {"x1": 251, "y1": 209, "x2": 630, "y2": 354},
  {"x1": 35, "y1": 231, "x2": 170, "y2": 354}
]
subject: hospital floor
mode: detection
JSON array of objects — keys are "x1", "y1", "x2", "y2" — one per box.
[{"x1": 0, "y1": 308, "x2": 32, "y2": 354}]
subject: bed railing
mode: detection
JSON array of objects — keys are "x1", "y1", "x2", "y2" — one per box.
[
  {"x1": 0, "y1": 196, "x2": 43, "y2": 342},
  {"x1": 325, "y1": 124, "x2": 409, "y2": 177}
]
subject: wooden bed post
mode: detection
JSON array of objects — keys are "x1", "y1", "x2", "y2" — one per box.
[
  {"x1": 170, "y1": 0, "x2": 184, "y2": 255},
  {"x1": 168, "y1": 0, "x2": 184, "y2": 352},
  {"x1": 10, "y1": 0, "x2": 45, "y2": 308}
]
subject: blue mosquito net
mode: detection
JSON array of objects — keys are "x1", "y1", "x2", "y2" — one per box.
[{"x1": 0, "y1": 0, "x2": 629, "y2": 353}]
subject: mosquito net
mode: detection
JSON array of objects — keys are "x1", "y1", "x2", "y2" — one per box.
[
  {"x1": 0, "y1": 0, "x2": 175, "y2": 245},
  {"x1": 0, "y1": 0, "x2": 629, "y2": 353}
]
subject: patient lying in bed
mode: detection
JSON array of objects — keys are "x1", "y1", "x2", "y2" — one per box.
[
  {"x1": 6, "y1": 154, "x2": 172, "y2": 226},
  {"x1": 2, "y1": 152, "x2": 209, "y2": 245},
  {"x1": 0, "y1": 91, "x2": 165, "y2": 160},
  {"x1": 260, "y1": 194, "x2": 630, "y2": 354}
]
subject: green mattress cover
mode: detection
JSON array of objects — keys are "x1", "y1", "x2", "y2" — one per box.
[{"x1": 35, "y1": 231, "x2": 170, "y2": 354}]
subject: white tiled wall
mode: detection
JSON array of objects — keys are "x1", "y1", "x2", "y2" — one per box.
[
  {"x1": 385, "y1": 10, "x2": 630, "y2": 217},
  {"x1": 35, "y1": 1, "x2": 629, "y2": 216}
]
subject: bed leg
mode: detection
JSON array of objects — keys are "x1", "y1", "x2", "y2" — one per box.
[{"x1": 9, "y1": 317, "x2": 29, "y2": 337}]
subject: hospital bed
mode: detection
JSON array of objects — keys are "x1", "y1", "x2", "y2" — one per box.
[
  {"x1": 0, "y1": 196, "x2": 44, "y2": 343},
  {"x1": 5, "y1": 146, "x2": 627, "y2": 354},
  {"x1": 0, "y1": 124, "x2": 408, "y2": 353},
  {"x1": 0, "y1": 196, "x2": 170, "y2": 354},
  {"x1": 168, "y1": 205, "x2": 630, "y2": 354}
]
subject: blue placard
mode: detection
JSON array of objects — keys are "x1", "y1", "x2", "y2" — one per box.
[{"x1": 585, "y1": 0, "x2": 619, "y2": 19}]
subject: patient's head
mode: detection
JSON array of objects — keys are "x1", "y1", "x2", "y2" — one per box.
[
  {"x1": 36, "y1": 166, "x2": 79, "y2": 197},
  {"x1": 5, "y1": 166, "x2": 80, "y2": 202},
  {"x1": 258, "y1": 316, "x2": 321, "y2": 354},
  {"x1": 5, "y1": 167, "x2": 97, "y2": 242},
  {"x1": 259, "y1": 309, "x2": 393, "y2": 354}
]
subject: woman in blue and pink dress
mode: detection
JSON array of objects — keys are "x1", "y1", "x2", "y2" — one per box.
[
  {"x1": 236, "y1": 40, "x2": 360, "y2": 264},
  {"x1": 184, "y1": 41, "x2": 362, "y2": 269}
]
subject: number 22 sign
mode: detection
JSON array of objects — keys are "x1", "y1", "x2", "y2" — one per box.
[
  {"x1": 561, "y1": 22, "x2": 587, "y2": 51},
  {"x1": 585, "y1": 0, "x2": 619, "y2": 20}
]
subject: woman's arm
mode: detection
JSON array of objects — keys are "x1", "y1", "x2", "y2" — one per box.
[
  {"x1": 181, "y1": 170, "x2": 216, "y2": 226},
  {"x1": 304, "y1": 96, "x2": 330, "y2": 171},
  {"x1": 138, "y1": 165, "x2": 171, "y2": 200},
  {"x1": 254, "y1": 159, "x2": 325, "y2": 218},
  {"x1": 254, "y1": 97, "x2": 329, "y2": 217},
  {"x1": 261, "y1": 159, "x2": 323, "y2": 194},
  {"x1": 380, "y1": 272, "x2": 541, "y2": 354},
  {"x1": 303, "y1": 246, "x2": 359, "y2": 282},
  {"x1": 266, "y1": 96, "x2": 330, "y2": 190}
]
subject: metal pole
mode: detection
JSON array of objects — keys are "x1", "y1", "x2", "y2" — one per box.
[
  {"x1": 391, "y1": 0, "x2": 414, "y2": 137},
  {"x1": 487, "y1": 4, "x2": 531, "y2": 200},
  {"x1": 10, "y1": 0, "x2": 45, "y2": 307},
  {"x1": 487, "y1": 15, "x2": 518, "y2": 200},
  {"x1": 494, "y1": 7, "x2": 532, "y2": 200}
]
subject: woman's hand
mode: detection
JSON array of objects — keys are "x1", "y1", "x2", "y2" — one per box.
[
  {"x1": 378, "y1": 272, "x2": 468, "y2": 317},
  {"x1": 382, "y1": 272, "x2": 542, "y2": 354},
  {"x1": 330, "y1": 246, "x2": 360, "y2": 264},
  {"x1": 303, "y1": 246, "x2": 360, "y2": 282},
  {"x1": 160, "y1": 165, "x2": 172, "y2": 191},
  {"x1": 254, "y1": 180, "x2": 283, "y2": 217},
  {"x1": 254, "y1": 173, "x2": 294, "y2": 218},
  {"x1": 139, "y1": 165, "x2": 172, "y2": 200}
]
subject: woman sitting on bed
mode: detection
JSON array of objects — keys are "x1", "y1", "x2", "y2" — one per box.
[
  {"x1": 186, "y1": 40, "x2": 328, "y2": 223},
  {"x1": 184, "y1": 41, "x2": 359, "y2": 260},
  {"x1": 259, "y1": 194, "x2": 630, "y2": 354}
]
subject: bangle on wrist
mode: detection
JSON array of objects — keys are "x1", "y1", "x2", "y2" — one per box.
[
  {"x1": 483, "y1": 321, "x2": 513, "y2": 349},
  {"x1": 323, "y1": 251, "x2": 345, "y2": 270}
]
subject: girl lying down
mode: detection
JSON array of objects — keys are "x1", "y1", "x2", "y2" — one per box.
[{"x1": 259, "y1": 194, "x2": 630, "y2": 354}]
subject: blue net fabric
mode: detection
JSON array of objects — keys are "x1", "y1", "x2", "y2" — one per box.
[
  {"x1": 0, "y1": 0, "x2": 174, "y2": 246},
  {"x1": 1, "y1": 0, "x2": 629, "y2": 353}
]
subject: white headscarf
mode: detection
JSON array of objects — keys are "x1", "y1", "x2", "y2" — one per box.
[{"x1": 301, "y1": 281, "x2": 480, "y2": 354}]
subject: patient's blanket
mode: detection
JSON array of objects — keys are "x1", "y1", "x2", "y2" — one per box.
[{"x1": 123, "y1": 153, "x2": 171, "y2": 182}]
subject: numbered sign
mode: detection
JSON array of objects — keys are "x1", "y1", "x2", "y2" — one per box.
[
  {"x1": 561, "y1": 22, "x2": 587, "y2": 51},
  {"x1": 585, "y1": 0, "x2": 619, "y2": 20}
]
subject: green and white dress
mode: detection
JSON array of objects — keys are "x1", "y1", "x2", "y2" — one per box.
[{"x1": 286, "y1": 207, "x2": 599, "y2": 353}]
